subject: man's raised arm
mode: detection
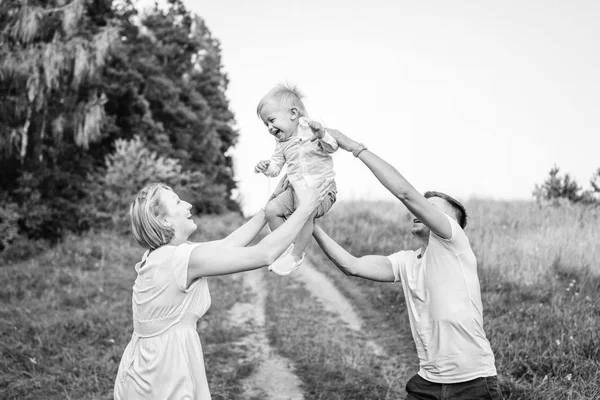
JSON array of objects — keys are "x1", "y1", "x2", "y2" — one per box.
[{"x1": 325, "y1": 128, "x2": 452, "y2": 239}]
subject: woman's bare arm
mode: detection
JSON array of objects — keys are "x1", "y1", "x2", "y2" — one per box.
[
  {"x1": 185, "y1": 179, "x2": 332, "y2": 286},
  {"x1": 218, "y1": 210, "x2": 268, "y2": 248}
]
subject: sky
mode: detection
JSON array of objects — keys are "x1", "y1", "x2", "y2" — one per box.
[{"x1": 142, "y1": 0, "x2": 599, "y2": 215}]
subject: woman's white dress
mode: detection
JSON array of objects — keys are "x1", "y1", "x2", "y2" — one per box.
[{"x1": 114, "y1": 242, "x2": 212, "y2": 399}]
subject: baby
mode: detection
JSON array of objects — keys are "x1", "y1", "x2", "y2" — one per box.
[{"x1": 255, "y1": 83, "x2": 338, "y2": 275}]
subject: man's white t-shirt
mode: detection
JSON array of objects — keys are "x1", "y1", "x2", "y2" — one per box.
[{"x1": 387, "y1": 214, "x2": 497, "y2": 383}]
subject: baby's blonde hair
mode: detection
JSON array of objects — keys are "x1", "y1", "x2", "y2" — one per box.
[
  {"x1": 256, "y1": 82, "x2": 308, "y2": 118},
  {"x1": 130, "y1": 183, "x2": 175, "y2": 250}
]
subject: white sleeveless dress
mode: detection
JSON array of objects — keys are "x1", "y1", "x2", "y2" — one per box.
[{"x1": 114, "y1": 242, "x2": 212, "y2": 399}]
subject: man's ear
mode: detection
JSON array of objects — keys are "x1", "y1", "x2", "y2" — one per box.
[{"x1": 289, "y1": 107, "x2": 300, "y2": 120}]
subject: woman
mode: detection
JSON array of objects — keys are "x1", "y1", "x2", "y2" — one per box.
[{"x1": 114, "y1": 179, "x2": 331, "y2": 399}]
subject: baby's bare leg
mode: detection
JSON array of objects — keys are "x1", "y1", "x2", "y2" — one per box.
[
  {"x1": 291, "y1": 210, "x2": 317, "y2": 261},
  {"x1": 265, "y1": 199, "x2": 287, "y2": 232}
]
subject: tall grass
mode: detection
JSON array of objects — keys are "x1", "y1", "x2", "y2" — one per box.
[
  {"x1": 309, "y1": 199, "x2": 600, "y2": 399},
  {"x1": 2, "y1": 200, "x2": 599, "y2": 399},
  {"x1": 466, "y1": 199, "x2": 600, "y2": 285}
]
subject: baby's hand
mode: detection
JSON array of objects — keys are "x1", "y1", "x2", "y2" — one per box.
[
  {"x1": 306, "y1": 119, "x2": 325, "y2": 139},
  {"x1": 254, "y1": 160, "x2": 271, "y2": 173}
]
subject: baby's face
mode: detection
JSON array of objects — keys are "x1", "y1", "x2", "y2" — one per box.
[{"x1": 260, "y1": 102, "x2": 299, "y2": 142}]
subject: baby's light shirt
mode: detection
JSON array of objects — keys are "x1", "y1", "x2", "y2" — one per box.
[{"x1": 262, "y1": 118, "x2": 338, "y2": 188}]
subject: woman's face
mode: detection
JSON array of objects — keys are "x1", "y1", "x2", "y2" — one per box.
[{"x1": 159, "y1": 188, "x2": 197, "y2": 240}]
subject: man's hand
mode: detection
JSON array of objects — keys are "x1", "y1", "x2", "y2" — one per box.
[{"x1": 254, "y1": 160, "x2": 270, "y2": 173}]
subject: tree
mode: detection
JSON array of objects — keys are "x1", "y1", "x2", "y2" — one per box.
[
  {"x1": 590, "y1": 168, "x2": 600, "y2": 194},
  {"x1": 189, "y1": 15, "x2": 238, "y2": 210},
  {"x1": 579, "y1": 168, "x2": 600, "y2": 205},
  {"x1": 1, "y1": 0, "x2": 240, "y2": 247},
  {"x1": 533, "y1": 165, "x2": 583, "y2": 205},
  {"x1": 0, "y1": 0, "x2": 120, "y2": 239},
  {"x1": 0, "y1": 0, "x2": 119, "y2": 169},
  {"x1": 126, "y1": 0, "x2": 238, "y2": 212}
]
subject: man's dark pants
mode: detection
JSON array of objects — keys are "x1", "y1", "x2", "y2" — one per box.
[{"x1": 405, "y1": 374, "x2": 504, "y2": 400}]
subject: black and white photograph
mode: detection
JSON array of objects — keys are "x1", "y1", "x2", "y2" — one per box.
[{"x1": 1, "y1": 0, "x2": 599, "y2": 399}]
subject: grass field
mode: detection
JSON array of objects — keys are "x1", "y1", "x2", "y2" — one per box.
[
  {"x1": 1, "y1": 199, "x2": 599, "y2": 399},
  {"x1": 0, "y1": 213, "x2": 254, "y2": 400},
  {"x1": 304, "y1": 199, "x2": 600, "y2": 399}
]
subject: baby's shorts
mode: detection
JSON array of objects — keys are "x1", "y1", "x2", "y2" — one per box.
[{"x1": 269, "y1": 182, "x2": 337, "y2": 219}]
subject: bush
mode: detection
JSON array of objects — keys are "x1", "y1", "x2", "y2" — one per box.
[
  {"x1": 0, "y1": 152, "x2": 96, "y2": 250},
  {"x1": 0, "y1": 197, "x2": 20, "y2": 252},
  {"x1": 90, "y1": 135, "x2": 227, "y2": 231},
  {"x1": 0, "y1": 236, "x2": 48, "y2": 264}
]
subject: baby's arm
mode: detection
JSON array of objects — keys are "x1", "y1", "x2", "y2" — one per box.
[
  {"x1": 258, "y1": 144, "x2": 285, "y2": 177},
  {"x1": 306, "y1": 119, "x2": 338, "y2": 153},
  {"x1": 255, "y1": 160, "x2": 271, "y2": 173}
]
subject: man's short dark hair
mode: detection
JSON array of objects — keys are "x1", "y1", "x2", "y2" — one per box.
[{"x1": 424, "y1": 191, "x2": 468, "y2": 229}]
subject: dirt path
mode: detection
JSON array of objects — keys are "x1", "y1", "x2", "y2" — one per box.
[
  {"x1": 229, "y1": 269, "x2": 305, "y2": 400},
  {"x1": 295, "y1": 259, "x2": 415, "y2": 389},
  {"x1": 228, "y1": 258, "x2": 413, "y2": 398},
  {"x1": 294, "y1": 260, "x2": 385, "y2": 357}
]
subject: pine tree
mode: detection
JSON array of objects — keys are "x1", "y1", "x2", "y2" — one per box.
[
  {"x1": 533, "y1": 165, "x2": 582, "y2": 205},
  {"x1": 590, "y1": 168, "x2": 600, "y2": 194}
]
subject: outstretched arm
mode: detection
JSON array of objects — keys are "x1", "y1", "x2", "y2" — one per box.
[
  {"x1": 185, "y1": 179, "x2": 333, "y2": 286},
  {"x1": 219, "y1": 210, "x2": 268, "y2": 248},
  {"x1": 305, "y1": 119, "x2": 338, "y2": 153},
  {"x1": 312, "y1": 225, "x2": 395, "y2": 282},
  {"x1": 325, "y1": 128, "x2": 452, "y2": 239}
]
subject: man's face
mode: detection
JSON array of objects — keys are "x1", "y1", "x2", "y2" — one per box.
[
  {"x1": 410, "y1": 214, "x2": 430, "y2": 239},
  {"x1": 410, "y1": 197, "x2": 454, "y2": 238}
]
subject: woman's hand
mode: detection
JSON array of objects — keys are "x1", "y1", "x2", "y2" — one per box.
[
  {"x1": 292, "y1": 178, "x2": 333, "y2": 213},
  {"x1": 324, "y1": 128, "x2": 361, "y2": 153},
  {"x1": 268, "y1": 174, "x2": 290, "y2": 202}
]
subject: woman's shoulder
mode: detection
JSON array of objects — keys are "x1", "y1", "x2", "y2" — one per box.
[
  {"x1": 150, "y1": 242, "x2": 197, "y2": 255},
  {"x1": 139, "y1": 243, "x2": 201, "y2": 288},
  {"x1": 146, "y1": 245, "x2": 177, "y2": 259},
  {"x1": 142, "y1": 242, "x2": 204, "y2": 270}
]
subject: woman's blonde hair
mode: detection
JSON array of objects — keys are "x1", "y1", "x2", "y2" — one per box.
[{"x1": 130, "y1": 183, "x2": 175, "y2": 250}]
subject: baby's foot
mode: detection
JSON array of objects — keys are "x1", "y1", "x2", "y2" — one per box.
[
  {"x1": 269, "y1": 252, "x2": 305, "y2": 276},
  {"x1": 292, "y1": 253, "x2": 305, "y2": 268}
]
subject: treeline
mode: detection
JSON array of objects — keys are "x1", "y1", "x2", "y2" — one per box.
[{"x1": 0, "y1": 0, "x2": 239, "y2": 252}]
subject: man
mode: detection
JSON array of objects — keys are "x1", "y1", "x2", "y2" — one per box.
[{"x1": 311, "y1": 128, "x2": 504, "y2": 400}]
